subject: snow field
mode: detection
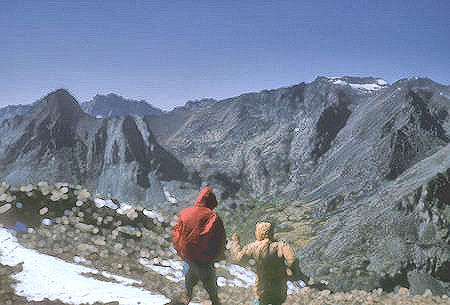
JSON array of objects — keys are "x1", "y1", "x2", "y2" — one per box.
[{"x1": 0, "y1": 228, "x2": 171, "y2": 305}]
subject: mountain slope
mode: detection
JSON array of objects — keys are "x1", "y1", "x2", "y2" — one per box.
[
  {"x1": 146, "y1": 77, "x2": 449, "y2": 206},
  {"x1": 1, "y1": 182, "x2": 449, "y2": 303},
  {"x1": 299, "y1": 144, "x2": 450, "y2": 294}
]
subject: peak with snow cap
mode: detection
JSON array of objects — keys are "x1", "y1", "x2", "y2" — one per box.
[{"x1": 321, "y1": 76, "x2": 389, "y2": 91}]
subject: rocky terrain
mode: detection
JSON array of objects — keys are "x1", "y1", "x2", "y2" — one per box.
[
  {"x1": 299, "y1": 147, "x2": 450, "y2": 294},
  {"x1": 1, "y1": 183, "x2": 449, "y2": 304},
  {"x1": 0, "y1": 76, "x2": 449, "y2": 301}
]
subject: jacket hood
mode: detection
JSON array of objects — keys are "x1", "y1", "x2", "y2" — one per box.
[
  {"x1": 195, "y1": 187, "x2": 218, "y2": 209},
  {"x1": 256, "y1": 222, "x2": 274, "y2": 241}
]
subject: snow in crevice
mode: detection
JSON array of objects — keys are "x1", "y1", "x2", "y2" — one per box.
[
  {"x1": 94, "y1": 197, "x2": 118, "y2": 209},
  {"x1": 134, "y1": 117, "x2": 152, "y2": 148},
  {"x1": 143, "y1": 209, "x2": 165, "y2": 222},
  {"x1": 0, "y1": 228, "x2": 170, "y2": 305},
  {"x1": 116, "y1": 202, "x2": 134, "y2": 214},
  {"x1": 349, "y1": 83, "x2": 384, "y2": 91},
  {"x1": 163, "y1": 187, "x2": 177, "y2": 203},
  {"x1": 376, "y1": 79, "x2": 388, "y2": 86}
]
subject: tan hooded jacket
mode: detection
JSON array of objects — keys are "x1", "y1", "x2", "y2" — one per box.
[{"x1": 230, "y1": 222, "x2": 304, "y2": 304}]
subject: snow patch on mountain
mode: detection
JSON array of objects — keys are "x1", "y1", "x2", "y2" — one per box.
[
  {"x1": 163, "y1": 187, "x2": 178, "y2": 203},
  {"x1": 328, "y1": 77, "x2": 388, "y2": 91}
]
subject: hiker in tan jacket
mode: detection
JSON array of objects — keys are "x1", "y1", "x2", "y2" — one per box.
[{"x1": 230, "y1": 222, "x2": 306, "y2": 305}]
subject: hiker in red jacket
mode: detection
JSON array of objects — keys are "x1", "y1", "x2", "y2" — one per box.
[{"x1": 172, "y1": 187, "x2": 226, "y2": 305}]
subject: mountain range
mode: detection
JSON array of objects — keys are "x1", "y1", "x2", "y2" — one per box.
[
  {"x1": 0, "y1": 93, "x2": 164, "y2": 124},
  {"x1": 0, "y1": 76, "x2": 449, "y2": 295}
]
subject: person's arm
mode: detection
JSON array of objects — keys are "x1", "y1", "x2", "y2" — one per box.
[
  {"x1": 230, "y1": 233, "x2": 253, "y2": 265},
  {"x1": 280, "y1": 241, "x2": 309, "y2": 282},
  {"x1": 213, "y1": 216, "x2": 227, "y2": 261},
  {"x1": 171, "y1": 217, "x2": 184, "y2": 254}
]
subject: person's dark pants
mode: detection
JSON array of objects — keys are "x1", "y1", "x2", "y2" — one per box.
[{"x1": 183, "y1": 261, "x2": 220, "y2": 305}]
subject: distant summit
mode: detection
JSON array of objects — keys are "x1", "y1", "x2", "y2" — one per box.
[{"x1": 81, "y1": 93, "x2": 164, "y2": 118}]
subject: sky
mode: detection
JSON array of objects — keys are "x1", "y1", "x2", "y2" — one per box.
[{"x1": 1, "y1": 0, "x2": 449, "y2": 110}]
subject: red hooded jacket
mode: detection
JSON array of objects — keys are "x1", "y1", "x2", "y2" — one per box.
[{"x1": 172, "y1": 187, "x2": 226, "y2": 263}]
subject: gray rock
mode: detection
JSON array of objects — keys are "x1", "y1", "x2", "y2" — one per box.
[
  {"x1": 81, "y1": 93, "x2": 164, "y2": 118},
  {"x1": 408, "y1": 271, "x2": 450, "y2": 296},
  {"x1": 0, "y1": 104, "x2": 31, "y2": 125},
  {"x1": 298, "y1": 149, "x2": 450, "y2": 294}
]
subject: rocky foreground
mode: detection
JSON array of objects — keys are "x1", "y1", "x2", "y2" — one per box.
[{"x1": 0, "y1": 182, "x2": 449, "y2": 304}]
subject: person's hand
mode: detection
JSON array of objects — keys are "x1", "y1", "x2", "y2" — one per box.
[{"x1": 232, "y1": 233, "x2": 239, "y2": 241}]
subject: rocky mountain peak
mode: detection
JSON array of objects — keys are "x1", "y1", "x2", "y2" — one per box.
[
  {"x1": 316, "y1": 76, "x2": 389, "y2": 91},
  {"x1": 31, "y1": 88, "x2": 84, "y2": 122}
]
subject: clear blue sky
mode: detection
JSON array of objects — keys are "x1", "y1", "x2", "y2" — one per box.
[{"x1": 1, "y1": 0, "x2": 449, "y2": 110}]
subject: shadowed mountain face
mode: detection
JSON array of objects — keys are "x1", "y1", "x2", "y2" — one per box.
[
  {"x1": 0, "y1": 89, "x2": 198, "y2": 206},
  {"x1": 81, "y1": 93, "x2": 164, "y2": 118}
]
